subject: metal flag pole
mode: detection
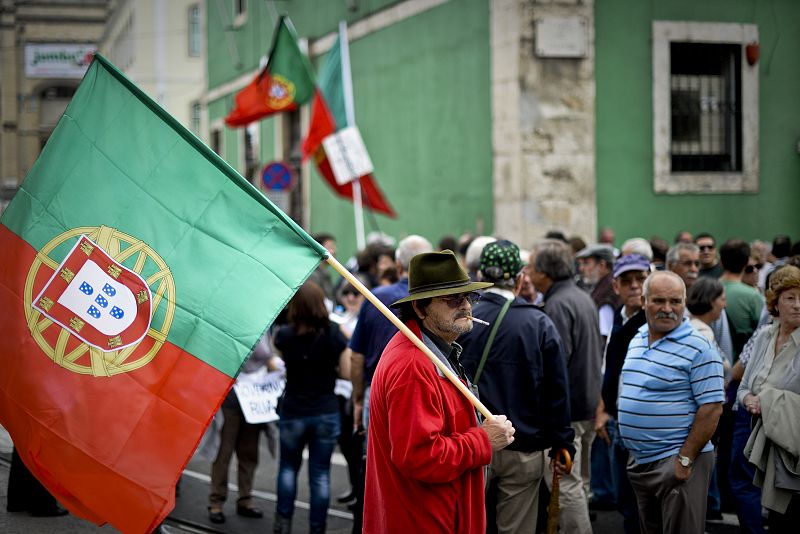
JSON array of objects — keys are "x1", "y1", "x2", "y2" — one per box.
[
  {"x1": 339, "y1": 20, "x2": 366, "y2": 252},
  {"x1": 325, "y1": 254, "x2": 494, "y2": 421}
]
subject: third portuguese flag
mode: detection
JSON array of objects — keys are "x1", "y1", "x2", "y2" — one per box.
[{"x1": 0, "y1": 54, "x2": 327, "y2": 533}]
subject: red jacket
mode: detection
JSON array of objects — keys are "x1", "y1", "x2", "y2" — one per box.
[{"x1": 363, "y1": 321, "x2": 492, "y2": 533}]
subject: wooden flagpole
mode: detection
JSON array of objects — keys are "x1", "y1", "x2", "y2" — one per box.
[{"x1": 326, "y1": 255, "x2": 494, "y2": 421}]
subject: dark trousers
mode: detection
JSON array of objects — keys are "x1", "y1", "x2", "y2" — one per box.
[
  {"x1": 611, "y1": 425, "x2": 641, "y2": 534},
  {"x1": 768, "y1": 494, "x2": 800, "y2": 534},
  {"x1": 351, "y1": 453, "x2": 365, "y2": 534},
  {"x1": 729, "y1": 408, "x2": 765, "y2": 534},
  {"x1": 338, "y1": 395, "x2": 360, "y2": 491},
  {"x1": 627, "y1": 451, "x2": 714, "y2": 534},
  {"x1": 7, "y1": 448, "x2": 59, "y2": 514},
  {"x1": 591, "y1": 428, "x2": 617, "y2": 505},
  {"x1": 209, "y1": 406, "x2": 262, "y2": 507}
]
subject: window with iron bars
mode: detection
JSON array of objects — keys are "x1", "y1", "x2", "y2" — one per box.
[
  {"x1": 670, "y1": 43, "x2": 742, "y2": 173},
  {"x1": 652, "y1": 21, "x2": 757, "y2": 194}
]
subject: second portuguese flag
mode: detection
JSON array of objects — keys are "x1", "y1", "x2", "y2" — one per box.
[
  {"x1": 0, "y1": 54, "x2": 326, "y2": 533},
  {"x1": 225, "y1": 15, "x2": 315, "y2": 127}
]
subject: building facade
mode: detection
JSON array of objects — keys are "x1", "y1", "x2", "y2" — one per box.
[
  {"x1": 595, "y1": 0, "x2": 800, "y2": 243},
  {"x1": 204, "y1": 0, "x2": 799, "y2": 257},
  {"x1": 98, "y1": 0, "x2": 206, "y2": 131},
  {"x1": 0, "y1": 0, "x2": 110, "y2": 213}
]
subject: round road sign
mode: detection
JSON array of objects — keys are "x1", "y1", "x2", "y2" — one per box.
[{"x1": 261, "y1": 161, "x2": 294, "y2": 191}]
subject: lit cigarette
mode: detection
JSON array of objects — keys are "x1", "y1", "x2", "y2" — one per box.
[{"x1": 468, "y1": 316, "x2": 490, "y2": 326}]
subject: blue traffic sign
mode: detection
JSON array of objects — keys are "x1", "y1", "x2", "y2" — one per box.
[{"x1": 261, "y1": 161, "x2": 294, "y2": 191}]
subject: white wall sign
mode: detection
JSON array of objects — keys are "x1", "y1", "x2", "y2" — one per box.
[
  {"x1": 234, "y1": 368, "x2": 286, "y2": 424},
  {"x1": 322, "y1": 126, "x2": 375, "y2": 185},
  {"x1": 25, "y1": 44, "x2": 96, "y2": 79},
  {"x1": 535, "y1": 16, "x2": 588, "y2": 58}
]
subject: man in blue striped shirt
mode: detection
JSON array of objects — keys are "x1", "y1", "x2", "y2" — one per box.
[{"x1": 618, "y1": 271, "x2": 724, "y2": 534}]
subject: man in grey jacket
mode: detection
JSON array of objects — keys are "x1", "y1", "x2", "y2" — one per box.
[{"x1": 529, "y1": 239, "x2": 603, "y2": 534}]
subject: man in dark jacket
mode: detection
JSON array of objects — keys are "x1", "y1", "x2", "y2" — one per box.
[
  {"x1": 460, "y1": 240, "x2": 574, "y2": 534},
  {"x1": 529, "y1": 239, "x2": 603, "y2": 534},
  {"x1": 597, "y1": 254, "x2": 650, "y2": 534}
]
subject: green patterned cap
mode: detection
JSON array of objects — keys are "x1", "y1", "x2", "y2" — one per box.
[{"x1": 479, "y1": 240, "x2": 524, "y2": 281}]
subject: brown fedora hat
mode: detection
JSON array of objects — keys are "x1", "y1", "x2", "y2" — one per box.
[{"x1": 391, "y1": 250, "x2": 492, "y2": 306}]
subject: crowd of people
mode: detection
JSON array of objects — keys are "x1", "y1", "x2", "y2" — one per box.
[
  {"x1": 7, "y1": 227, "x2": 799, "y2": 534},
  {"x1": 301, "y1": 228, "x2": 799, "y2": 534}
]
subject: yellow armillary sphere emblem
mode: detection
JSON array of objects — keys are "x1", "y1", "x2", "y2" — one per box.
[
  {"x1": 23, "y1": 225, "x2": 175, "y2": 377},
  {"x1": 266, "y1": 74, "x2": 295, "y2": 109}
]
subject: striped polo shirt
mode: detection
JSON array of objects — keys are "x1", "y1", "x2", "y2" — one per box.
[{"x1": 618, "y1": 318, "x2": 725, "y2": 464}]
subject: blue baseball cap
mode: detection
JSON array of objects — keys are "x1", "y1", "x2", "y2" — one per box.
[{"x1": 613, "y1": 254, "x2": 650, "y2": 278}]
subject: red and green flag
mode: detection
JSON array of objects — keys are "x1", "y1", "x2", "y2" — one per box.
[
  {"x1": 0, "y1": 54, "x2": 327, "y2": 533},
  {"x1": 225, "y1": 16, "x2": 315, "y2": 127},
  {"x1": 302, "y1": 34, "x2": 396, "y2": 217}
]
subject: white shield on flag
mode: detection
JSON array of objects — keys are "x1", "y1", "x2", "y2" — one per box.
[
  {"x1": 57, "y1": 261, "x2": 138, "y2": 336},
  {"x1": 32, "y1": 235, "x2": 152, "y2": 351}
]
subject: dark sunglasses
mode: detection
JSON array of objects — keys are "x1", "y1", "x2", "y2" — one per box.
[
  {"x1": 341, "y1": 290, "x2": 359, "y2": 297},
  {"x1": 440, "y1": 292, "x2": 481, "y2": 309},
  {"x1": 744, "y1": 264, "x2": 759, "y2": 274},
  {"x1": 698, "y1": 244, "x2": 715, "y2": 251}
]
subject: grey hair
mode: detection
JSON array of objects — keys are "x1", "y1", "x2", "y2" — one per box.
[
  {"x1": 396, "y1": 235, "x2": 433, "y2": 271},
  {"x1": 531, "y1": 239, "x2": 574, "y2": 281},
  {"x1": 666, "y1": 242, "x2": 700, "y2": 266},
  {"x1": 465, "y1": 236, "x2": 497, "y2": 272},
  {"x1": 487, "y1": 277, "x2": 517, "y2": 290},
  {"x1": 621, "y1": 237, "x2": 653, "y2": 261},
  {"x1": 642, "y1": 270, "x2": 686, "y2": 300}
]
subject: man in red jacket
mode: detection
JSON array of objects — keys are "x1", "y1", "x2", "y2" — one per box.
[{"x1": 363, "y1": 250, "x2": 516, "y2": 533}]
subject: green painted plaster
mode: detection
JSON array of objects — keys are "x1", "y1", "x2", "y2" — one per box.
[
  {"x1": 206, "y1": 0, "x2": 493, "y2": 259},
  {"x1": 596, "y1": 0, "x2": 800, "y2": 245}
]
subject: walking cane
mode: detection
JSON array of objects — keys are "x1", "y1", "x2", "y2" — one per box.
[{"x1": 546, "y1": 448, "x2": 573, "y2": 534}]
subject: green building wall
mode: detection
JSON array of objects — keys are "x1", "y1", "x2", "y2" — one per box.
[
  {"x1": 596, "y1": 0, "x2": 800, "y2": 244},
  {"x1": 206, "y1": 0, "x2": 493, "y2": 259}
]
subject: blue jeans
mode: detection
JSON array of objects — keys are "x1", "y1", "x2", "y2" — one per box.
[
  {"x1": 611, "y1": 421, "x2": 641, "y2": 534},
  {"x1": 708, "y1": 456, "x2": 721, "y2": 513},
  {"x1": 591, "y1": 417, "x2": 618, "y2": 505},
  {"x1": 277, "y1": 412, "x2": 341, "y2": 532},
  {"x1": 729, "y1": 408, "x2": 765, "y2": 534}
]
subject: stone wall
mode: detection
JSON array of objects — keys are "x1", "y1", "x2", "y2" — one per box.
[{"x1": 491, "y1": 0, "x2": 596, "y2": 247}]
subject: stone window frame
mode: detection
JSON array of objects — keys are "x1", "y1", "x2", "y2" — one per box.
[
  {"x1": 187, "y1": 3, "x2": 202, "y2": 57},
  {"x1": 652, "y1": 21, "x2": 758, "y2": 194}
]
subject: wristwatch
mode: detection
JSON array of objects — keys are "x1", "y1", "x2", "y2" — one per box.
[{"x1": 677, "y1": 454, "x2": 693, "y2": 468}]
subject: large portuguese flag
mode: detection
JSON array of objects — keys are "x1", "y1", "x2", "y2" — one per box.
[{"x1": 0, "y1": 54, "x2": 326, "y2": 533}]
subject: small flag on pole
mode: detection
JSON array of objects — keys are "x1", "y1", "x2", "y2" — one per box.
[
  {"x1": 0, "y1": 54, "x2": 327, "y2": 533},
  {"x1": 225, "y1": 16, "x2": 316, "y2": 127},
  {"x1": 302, "y1": 31, "x2": 395, "y2": 217}
]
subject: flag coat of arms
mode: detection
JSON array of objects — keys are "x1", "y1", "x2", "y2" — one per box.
[{"x1": 0, "y1": 54, "x2": 327, "y2": 533}]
